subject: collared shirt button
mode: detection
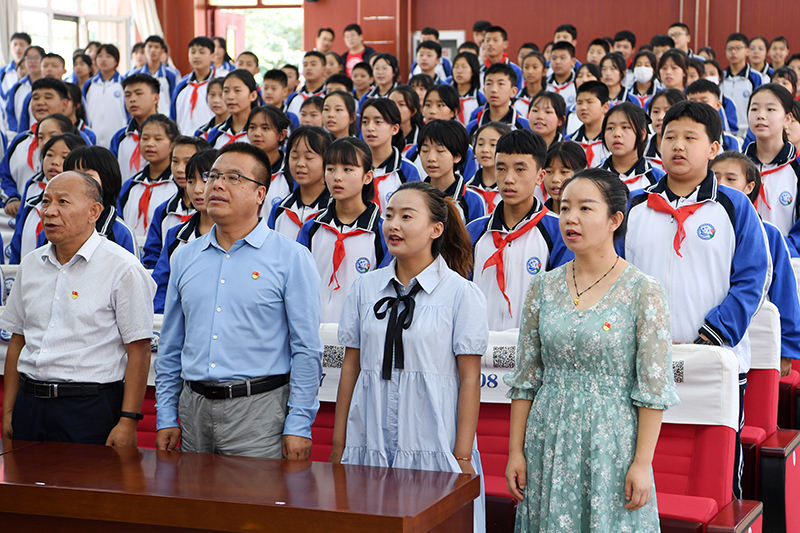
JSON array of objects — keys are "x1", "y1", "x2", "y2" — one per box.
[
  {"x1": 216, "y1": 307, "x2": 221, "y2": 312},
  {"x1": 50, "y1": 324, "x2": 54, "y2": 328},
  {"x1": 55, "y1": 296, "x2": 60, "y2": 301},
  {"x1": 213, "y1": 335, "x2": 218, "y2": 340},
  {"x1": 211, "y1": 363, "x2": 216, "y2": 368},
  {"x1": 42, "y1": 349, "x2": 47, "y2": 353},
  {"x1": 220, "y1": 279, "x2": 225, "y2": 284},
  {"x1": 61, "y1": 270, "x2": 66, "y2": 274},
  {"x1": 225, "y1": 254, "x2": 230, "y2": 258}
]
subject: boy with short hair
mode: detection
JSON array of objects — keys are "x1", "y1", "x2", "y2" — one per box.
[
  {"x1": 0, "y1": 32, "x2": 31, "y2": 99},
  {"x1": 458, "y1": 42, "x2": 480, "y2": 56},
  {"x1": 286, "y1": 51, "x2": 326, "y2": 117},
  {"x1": 546, "y1": 41, "x2": 577, "y2": 109},
  {"x1": 651, "y1": 34, "x2": 675, "y2": 61},
  {"x1": 467, "y1": 128, "x2": 572, "y2": 330},
  {"x1": 586, "y1": 38, "x2": 610, "y2": 65},
  {"x1": 472, "y1": 20, "x2": 492, "y2": 46},
  {"x1": 668, "y1": 23, "x2": 692, "y2": 55},
  {"x1": 235, "y1": 51, "x2": 260, "y2": 76},
  {"x1": 553, "y1": 24, "x2": 577, "y2": 45},
  {"x1": 325, "y1": 73, "x2": 353, "y2": 94},
  {"x1": 261, "y1": 68, "x2": 299, "y2": 126},
  {"x1": 626, "y1": 100, "x2": 770, "y2": 499},
  {"x1": 315, "y1": 28, "x2": 334, "y2": 54},
  {"x1": 517, "y1": 43, "x2": 538, "y2": 69},
  {"x1": 467, "y1": 63, "x2": 529, "y2": 135},
  {"x1": 612, "y1": 30, "x2": 636, "y2": 65},
  {"x1": 170, "y1": 36, "x2": 216, "y2": 137},
  {"x1": 6, "y1": 45, "x2": 44, "y2": 134},
  {"x1": 571, "y1": 80, "x2": 610, "y2": 167},
  {"x1": 16, "y1": 53, "x2": 67, "y2": 132},
  {"x1": 413, "y1": 41, "x2": 443, "y2": 82},
  {"x1": 722, "y1": 33, "x2": 768, "y2": 137},
  {"x1": 83, "y1": 44, "x2": 128, "y2": 147},
  {"x1": 412, "y1": 27, "x2": 452, "y2": 79},
  {"x1": 0, "y1": 78, "x2": 70, "y2": 206},
  {"x1": 685, "y1": 79, "x2": 742, "y2": 150},
  {"x1": 128, "y1": 42, "x2": 146, "y2": 75},
  {"x1": 110, "y1": 73, "x2": 161, "y2": 182},
  {"x1": 130, "y1": 35, "x2": 177, "y2": 116},
  {"x1": 480, "y1": 26, "x2": 524, "y2": 92},
  {"x1": 341, "y1": 24, "x2": 376, "y2": 77},
  {"x1": 281, "y1": 64, "x2": 300, "y2": 93},
  {"x1": 769, "y1": 37, "x2": 790, "y2": 70}
]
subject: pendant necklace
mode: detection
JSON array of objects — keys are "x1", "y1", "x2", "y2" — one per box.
[{"x1": 572, "y1": 255, "x2": 620, "y2": 306}]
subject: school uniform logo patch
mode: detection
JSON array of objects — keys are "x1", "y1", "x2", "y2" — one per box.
[
  {"x1": 567, "y1": 95, "x2": 576, "y2": 105},
  {"x1": 114, "y1": 91, "x2": 121, "y2": 98},
  {"x1": 272, "y1": 196, "x2": 282, "y2": 206},
  {"x1": 7, "y1": 217, "x2": 14, "y2": 229},
  {"x1": 355, "y1": 257, "x2": 371, "y2": 274},
  {"x1": 4, "y1": 245, "x2": 10, "y2": 258},
  {"x1": 150, "y1": 331, "x2": 160, "y2": 353},
  {"x1": 697, "y1": 223, "x2": 716, "y2": 240},
  {"x1": 780, "y1": 191, "x2": 794, "y2": 206},
  {"x1": 0, "y1": 329, "x2": 10, "y2": 342},
  {"x1": 526, "y1": 256, "x2": 542, "y2": 275},
  {"x1": 4, "y1": 277, "x2": 14, "y2": 299},
  {"x1": 386, "y1": 191, "x2": 393, "y2": 204}
]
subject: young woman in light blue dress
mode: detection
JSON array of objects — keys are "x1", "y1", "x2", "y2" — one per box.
[
  {"x1": 504, "y1": 168, "x2": 679, "y2": 532},
  {"x1": 331, "y1": 181, "x2": 489, "y2": 532}
]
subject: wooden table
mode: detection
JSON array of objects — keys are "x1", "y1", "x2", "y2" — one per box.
[{"x1": 0, "y1": 440, "x2": 480, "y2": 532}]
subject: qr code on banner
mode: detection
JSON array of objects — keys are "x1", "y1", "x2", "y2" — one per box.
[
  {"x1": 673, "y1": 360, "x2": 685, "y2": 384},
  {"x1": 323, "y1": 345, "x2": 345, "y2": 368},
  {"x1": 493, "y1": 346, "x2": 516, "y2": 368}
]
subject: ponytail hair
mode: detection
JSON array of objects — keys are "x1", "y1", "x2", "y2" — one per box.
[{"x1": 393, "y1": 181, "x2": 474, "y2": 278}]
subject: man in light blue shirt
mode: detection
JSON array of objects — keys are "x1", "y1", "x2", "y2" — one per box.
[{"x1": 155, "y1": 142, "x2": 323, "y2": 460}]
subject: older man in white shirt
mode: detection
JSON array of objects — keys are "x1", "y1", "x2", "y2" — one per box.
[{"x1": 1, "y1": 171, "x2": 156, "y2": 446}]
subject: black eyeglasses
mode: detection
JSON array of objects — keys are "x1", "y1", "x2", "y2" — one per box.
[{"x1": 202, "y1": 171, "x2": 264, "y2": 187}]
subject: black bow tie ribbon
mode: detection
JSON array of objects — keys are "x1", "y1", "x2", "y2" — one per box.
[{"x1": 373, "y1": 279, "x2": 424, "y2": 380}]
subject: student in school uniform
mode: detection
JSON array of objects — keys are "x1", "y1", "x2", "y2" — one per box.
[
  {"x1": 322, "y1": 90, "x2": 357, "y2": 140},
  {"x1": 359, "y1": 53, "x2": 400, "y2": 108},
  {"x1": 626, "y1": 50, "x2": 661, "y2": 110},
  {"x1": 467, "y1": 122, "x2": 511, "y2": 213},
  {"x1": 600, "y1": 53, "x2": 629, "y2": 106},
  {"x1": 769, "y1": 37, "x2": 790, "y2": 71},
  {"x1": 82, "y1": 44, "x2": 129, "y2": 148},
  {"x1": 658, "y1": 48, "x2": 689, "y2": 92},
  {"x1": 297, "y1": 137, "x2": 388, "y2": 323},
  {"x1": 722, "y1": 33, "x2": 769, "y2": 137},
  {"x1": 450, "y1": 52, "x2": 487, "y2": 127},
  {"x1": 63, "y1": 82, "x2": 96, "y2": 145},
  {"x1": 260, "y1": 69, "x2": 292, "y2": 111},
  {"x1": 527, "y1": 91, "x2": 568, "y2": 150},
  {"x1": 129, "y1": 35, "x2": 177, "y2": 116},
  {"x1": 410, "y1": 27, "x2": 453, "y2": 80},
  {"x1": 388, "y1": 85, "x2": 423, "y2": 155},
  {"x1": 545, "y1": 42, "x2": 577, "y2": 110},
  {"x1": 244, "y1": 105, "x2": 293, "y2": 213},
  {"x1": 625, "y1": 100, "x2": 771, "y2": 499},
  {"x1": 299, "y1": 96, "x2": 323, "y2": 127},
  {"x1": 206, "y1": 70, "x2": 259, "y2": 149},
  {"x1": 193, "y1": 77, "x2": 227, "y2": 139},
  {"x1": 571, "y1": 81, "x2": 611, "y2": 167},
  {"x1": 644, "y1": 88, "x2": 686, "y2": 172},
  {"x1": 685, "y1": 80, "x2": 743, "y2": 152},
  {"x1": 286, "y1": 52, "x2": 327, "y2": 117},
  {"x1": 468, "y1": 128, "x2": 572, "y2": 331},
  {"x1": 612, "y1": 30, "x2": 637, "y2": 86},
  {"x1": 1, "y1": 82, "x2": 72, "y2": 213},
  {"x1": 6, "y1": 45, "x2": 44, "y2": 134},
  {"x1": 599, "y1": 102, "x2": 665, "y2": 191},
  {"x1": 744, "y1": 83, "x2": 800, "y2": 255},
  {"x1": 514, "y1": 52, "x2": 546, "y2": 118},
  {"x1": 67, "y1": 54, "x2": 93, "y2": 97},
  {"x1": 418, "y1": 120, "x2": 484, "y2": 225},
  {"x1": 409, "y1": 73, "x2": 433, "y2": 104},
  {"x1": 211, "y1": 37, "x2": 235, "y2": 77},
  {"x1": 141, "y1": 136, "x2": 208, "y2": 268},
  {"x1": 341, "y1": 24, "x2": 377, "y2": 76},
  {"x1": 360, "y1": 98, "x2": 420, "y2": 212},
  {"x1": 170, "y1": 37, "x2": 217, "y2": 137},
  {"x1": 16, "y1": 53, "x2": 67, "y2": 134},
  {"x1": 542, "y1": 140, "x2": 587, "y2": 212},
  {"x1": 0, "y1": 33, "x2": 31, "y2": 100},
  {"x1": 711, "y1": 151, "x2": 800, "y2": 374},
  {"x1": 748, "y1": 37, "x2": 773, "y2": 78},
  {"x1": 564, "y1": 63, "x2": 602, "y2": 136},
  {"x1": 480, "y1": 26, "x2": 524, "y2": 92},
  {"x1": 332, "y1": 180, "x2": 489, "y2": 533},
  {"x1": 268, "y1": 126, "x2": 332, "y2": 240},
  {"x1": 412, "y1": 41, "x2": 444, "y2": 83},
  {"x1": 352, "y1": 61, "x2": 374, "y2": 108},
  {"x1": 467, "y1": 63, "x2": 529, "y2": 136},
  {"x1": 118, "y1": 114, "x2": 179, "y2": 238},
  {"x1": 109, "y1": 73, "x2": 160, "y2": 183},
  {"x1": 152, "y1": 149, "x2": 217, "y2": 313}
]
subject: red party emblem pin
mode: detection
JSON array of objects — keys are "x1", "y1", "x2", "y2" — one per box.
[
  {"x1": 603, "y1": 322, "x2": 611, "y2": 331},
  {"x1": 252, "y1": 271, "x2": 259, "y2": 280},
  {"x1": 71, "y1": 291, "x2": 79, "y2": 299}
]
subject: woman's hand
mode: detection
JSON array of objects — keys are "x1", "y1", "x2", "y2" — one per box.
[
  {"x1": 457, "y1": 458, "x2": 476, "y2": 475},
  {"x1": 624, "y1": 459, "x2": 652, "y2": 511},
  {"x1": 505, "y1": 450, "x2": 527, "y2": 502},
  {"x1": 329, "y1": 444, "x2": 344, "y2": 464}
]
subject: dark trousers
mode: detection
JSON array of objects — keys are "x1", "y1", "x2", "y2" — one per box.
[
  {"x1": 12, "y1": 379, "x2": 125, "y2": 445},
  {"x1": 733, "y1": 373, "x2": 747, "y2": 499}
]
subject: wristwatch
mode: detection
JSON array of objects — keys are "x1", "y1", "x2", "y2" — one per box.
[{"x1": 119, "y1": 411, "x2": 144, "y2": 420}]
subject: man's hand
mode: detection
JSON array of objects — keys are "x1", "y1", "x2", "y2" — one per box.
[
  {"x1": 283, "y1": 435, "x2": 312, "y2": 461},
  {"x1": 106, "y1": 417, "x2": 138, "y2": 447},
  {"x1": 4, "y1": 199, "x2": 20, "y2": 217},
  {"x1": 155, "y1": 427, "x2": 181, "y2": 451}
]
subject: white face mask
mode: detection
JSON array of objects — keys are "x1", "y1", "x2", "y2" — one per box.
[
  {"x1": 633, "y1": 66, "x2": 653, "y2": 84},
  {"x1": 705, "y1": 75, "x2": 720, "y2": 85}
]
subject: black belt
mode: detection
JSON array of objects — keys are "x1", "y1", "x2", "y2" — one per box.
[
  {"x1": 188, "y1": 373, "x2": 290, "y2": 400},
  {"x1": 21, "y1": 375, "x2": 121, "y2": 399}
]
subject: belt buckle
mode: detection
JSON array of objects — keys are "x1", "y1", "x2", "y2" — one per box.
[
  {"x1": 227, "y1": 383, "x2": 233, "y2": 399},
  {"x1": 33, "y1": 383, "x2": 55, "y2": 398}
]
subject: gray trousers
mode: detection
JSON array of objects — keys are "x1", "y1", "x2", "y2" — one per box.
[{"x1": 178, "y1": 381, "x2": 289, "y2": 458}]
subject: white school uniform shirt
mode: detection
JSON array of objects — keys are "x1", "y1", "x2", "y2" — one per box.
[
  {"x1": 129, "y1": 63, "x2": 177, "y2": 116},
  {"x1": 372, "y1": 147, "x2": 421, "y2": 212},
  {"x1": 298, "y1": 201, "x2": 386, "y2": 323},
  {"x1": 83, "y1": 72, "x2": 128, "y2": 148},
  {"x1": 337, "y1": 254, "x2": 488, "y2": 532},
  {"x1": 513, "y1": 85, "x2": 540, "y2": 118},
  {"x1": 546, "y1": 70, "x2": 577, "y2": 110},
  {"x1": 110, "y1": 119, "x2": 147, "y2": 183},
  {"x1": 286, "y1": 84, "x2": 327, "y2": 117},
  {"x1": 571, "y1": 125, "x2": 610, "y2": 168},
  {"x1": 208, "y1": 115, "x2": 250, "y2": 149},
  {"x1": 1, "y1": 62, "x2": 19, "y2": 99},
  {"x1": 20, "y1": 171, "x2": 46, "y2": 205},
  {"x1": 468, "y1": 200, "x2": 569, "y2": 330},
  {"x1": 262, "y1": 152, "x2": 295, "y2": 216},
  {"x1": 118, "y1": 166, "x2": 178, "y2": 238},
  {"x1": 4, "y1": 130, "x2": 39, "y2": 198},
  {"x1": 721, "y1": 64, "x2": 768, "y2": 137},
  {"x1": 411, "y1": 61, "x2": 448, "y2": 81},
  {"x1": 600, "y1": 156, "x2": 665, "y2": 192},
  {"x1": 270, "y1": 187, "x2": 330, "y2": 241},
  {"x1": 155, "y1": 193, "x2": 195, "y2": 246},
  {"x1": 172, "y1": 69, "x2": 216, "y2": 136},
  {"x1": 12, "y1": 76, "x2": 31, "y2": 133},
  {"x1": 0, "y1": 230, "x2": 156, "y2": 383},
  {"x1": 456, "y1": 85, "x2": 486, "y2": 127},
  {"x1": 746, "y1": 141, "x2": 800, "y2": 239},
  {"x1": 644, "y1": 133, "x2": 664, "y2": 173},
  {"x1": 16, "y1": 190, "x2": 45, "y2": 262}
]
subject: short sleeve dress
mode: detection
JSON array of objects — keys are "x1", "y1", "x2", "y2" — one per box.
[
  {"x1": 338, "y1": 255, "x2": 490, "y2": 533},
  {"x1": 504, "y1": 263, "x2": 680, "y2": 533}
]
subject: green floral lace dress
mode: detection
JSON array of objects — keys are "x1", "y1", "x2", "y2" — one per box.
[{"x1": 504, "y1": 264, "x2": 680, "y2": 532}]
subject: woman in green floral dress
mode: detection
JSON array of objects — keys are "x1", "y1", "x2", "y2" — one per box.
[{"x1": 504, "y1": 169, "x2": 679, "y2": 532}]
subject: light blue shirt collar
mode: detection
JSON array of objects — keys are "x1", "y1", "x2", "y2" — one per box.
[
  {"x1": 203, "y1": 218, "x2": 270, "y2": 252},
  {"x1": 380, "y1": 255, "x2": 447, "y2": 295}
]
